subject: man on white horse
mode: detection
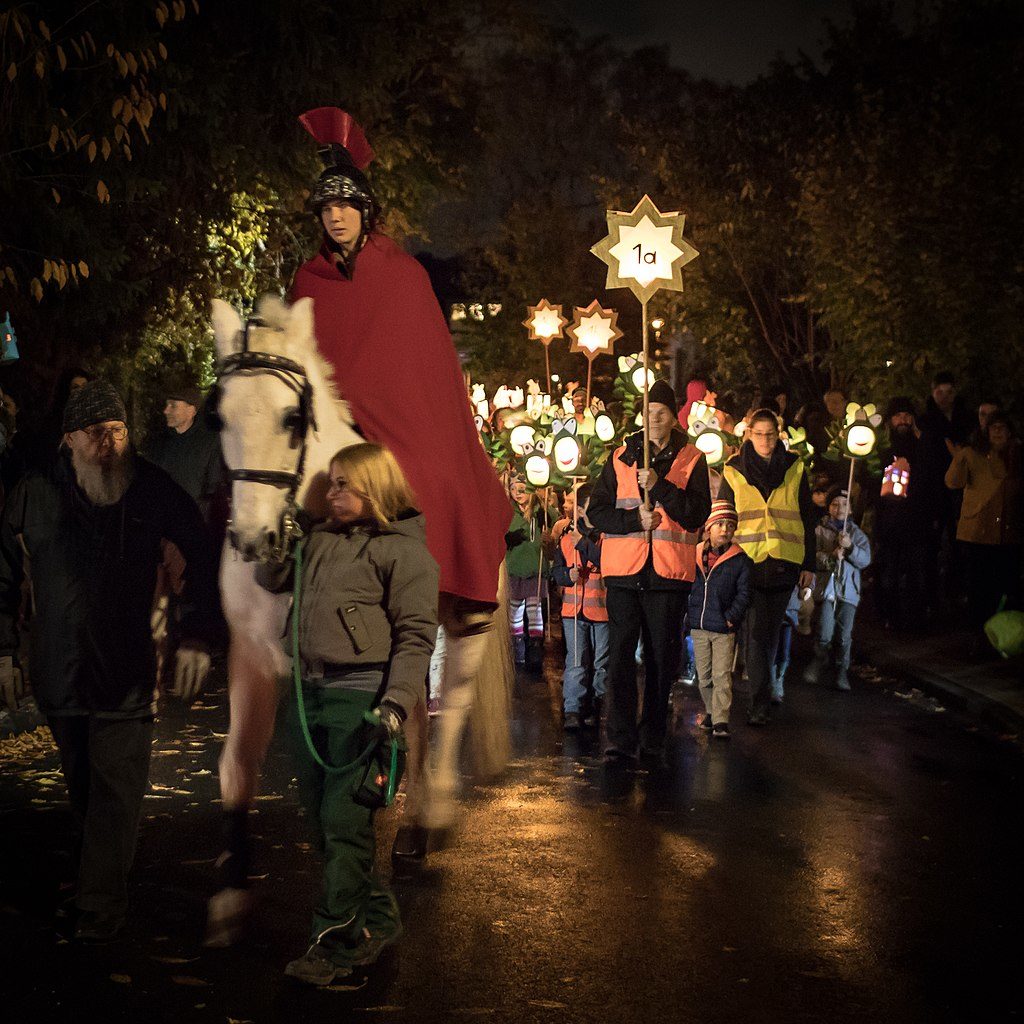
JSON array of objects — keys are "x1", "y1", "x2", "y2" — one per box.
[{"x1": 289, "y1": 108, "x2": 512, "y2": 860}]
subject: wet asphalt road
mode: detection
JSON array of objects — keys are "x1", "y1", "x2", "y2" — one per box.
[{"x1": 2, "y1": 637, "x2": 1022, "y2": 1024}]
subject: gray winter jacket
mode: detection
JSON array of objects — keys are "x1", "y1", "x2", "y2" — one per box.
[
  {"x1": 814, "y1": 517, "x2": 872, "y2": 607},
  {"x1": 258, "y1": 512, "x2": 438, "y2": 717}
]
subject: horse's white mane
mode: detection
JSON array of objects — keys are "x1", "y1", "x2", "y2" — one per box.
[{"x1": 254, "y1": 294, "x2": 349, "y2": 423}]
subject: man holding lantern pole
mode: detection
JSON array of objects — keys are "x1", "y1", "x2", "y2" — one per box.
[{"x1": 588, "y1": 380, "x2": 711, "y2": 768}]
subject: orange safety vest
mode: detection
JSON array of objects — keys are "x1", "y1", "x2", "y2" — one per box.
[
  {"x1": 601, "y1": 444, "x2": 703, "y2": 582},
  {"x1": 558, "y1": 532, "x2": 609, "y2": 621}
]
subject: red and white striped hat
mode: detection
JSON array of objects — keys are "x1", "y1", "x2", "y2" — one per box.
[{"x1": 705, "y1": 500, "x2": 738, "y2": 528}]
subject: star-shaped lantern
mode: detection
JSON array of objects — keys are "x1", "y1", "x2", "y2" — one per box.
[
  {"x1": 567, "y1": 300, "x2": 623, "y2": 359},
  {"x1": 590, "y1": 195, "x2": 699, "y2": 303},
  {"x1": 522, "y1": 298, "x2": 567, "y2": 344}
]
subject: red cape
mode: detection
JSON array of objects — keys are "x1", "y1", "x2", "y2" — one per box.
[{"x1": 292, "y1": 235, "x2": 511, "y2": 603}]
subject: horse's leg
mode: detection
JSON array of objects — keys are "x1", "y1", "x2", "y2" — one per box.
[{"x1": 207, "y1": 555, "x2": 288, "y2": 946}]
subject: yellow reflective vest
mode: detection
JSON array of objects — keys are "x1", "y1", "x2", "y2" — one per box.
[{"x1": 722, "y1": 459, "x2": 805, "y2": 565}]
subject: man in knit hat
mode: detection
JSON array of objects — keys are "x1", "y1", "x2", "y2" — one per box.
[
  {"x1": 688, "y1": 500, "x2": 752, "y2": 738},
  {"x1": 144, "y1": 379, "x2": 226, "y2": 531},
  {"x1": 588, "y1": 378, "x2": 711, "y2": 768},
  {"x1": 0, "y1": 379, "x2": 219, "y2": 941}
]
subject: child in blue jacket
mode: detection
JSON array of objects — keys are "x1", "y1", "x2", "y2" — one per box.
[
  {"x1": 803, "y1": 486, "x2": 872, "y2": 691},
  {"x1": 688, "y1": 501, "x2": 752, "y2": 738}
]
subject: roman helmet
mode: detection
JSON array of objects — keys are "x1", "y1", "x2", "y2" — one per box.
[{"x1": 299, "y1": 107, "x2": 380, "y2": 237}]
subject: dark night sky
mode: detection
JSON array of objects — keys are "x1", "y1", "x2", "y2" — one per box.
[{"x1": 559, "y1": 0, "x2": 911, "y2": 83}]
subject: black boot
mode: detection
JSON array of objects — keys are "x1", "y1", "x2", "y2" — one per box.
[
  {"x1": 513, "y1": 635, "x2": 526, "y2": 666},
  {"x1": 525, "y1": 636, "x2": 544, "y2": 672}
]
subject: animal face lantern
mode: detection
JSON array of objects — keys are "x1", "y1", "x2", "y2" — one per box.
[
  {"x1": 550, "y1": 418, "x2": 582, "y2": 475},
  {"x1": 842, "y1": 403, "x2": 882, "y2": 458}
]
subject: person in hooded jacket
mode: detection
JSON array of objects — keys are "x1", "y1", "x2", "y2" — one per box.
[
  {"x1": 257, "y1": 442, "x2": 437, "y2": 986},
  {"x1": 0, "y1": 380, "x2": 217, "y2": 942},
  {"x1": 804, "y1": 487, "x2": 872, "y2": 691},
  {"x1": 588, "y1": 379, "x2": 711, "y2": 767},
  {"x1": 688, "y1": 500, "x2": 751, "y2": 738},
  {"x1": 717, "y1": 408, "x2": 816, "y2": 726}
]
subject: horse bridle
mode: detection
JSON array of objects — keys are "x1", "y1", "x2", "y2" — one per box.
[{"x1": 210, "y1": 316, "x2": 318, "y2": 558}]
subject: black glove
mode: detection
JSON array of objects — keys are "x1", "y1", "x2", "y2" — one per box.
[{"x1": 504, "y1": 528, "x2": 528, "y2": 550}]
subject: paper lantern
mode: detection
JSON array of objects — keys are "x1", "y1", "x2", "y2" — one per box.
[
  {"x1": 525, "y1": 454, "x2": 550, "y2": 487},
  {"x1": 567, "y1": 300, "x2": 623, "y2": 358},
  {"x1": 553, "y1": 436, "x2": 581, "y2": 474},
  {"x1": 590, "y1": 195, "x2": 699, "y2": 303},
  {"x1": 693, "y1": 429, "x2": 726, "y2": 468},
  {"x1": 595, "y1": 414, "x2": 616, "y2": 443},
  {"x1": 509, "y1": 424, "x2": 537, "y2": 455},
  {"x1": 845, "y1": 423, "x2": 878, "y2": 458},
  {"x1": 522, "y1": 299, "x2": 567, "y2": 343}
]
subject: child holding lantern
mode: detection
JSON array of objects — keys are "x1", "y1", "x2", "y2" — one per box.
[
  {"x1": 551, "y1": 484, "x2": 608, "y2": 730},
  {"x1": 505, "y1": 476, "x2": 555, "y2": 670},
  {"x1": 803, "y1": 486, "x2": 872, "y2": 691}
]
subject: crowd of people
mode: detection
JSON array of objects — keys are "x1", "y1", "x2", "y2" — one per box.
[
  {"x1": 497, "y1": 370, "x2": 1022, "y2": 752},
  {"x1": 0, "y1": 102, "x2": 1019, "y2": 987}
]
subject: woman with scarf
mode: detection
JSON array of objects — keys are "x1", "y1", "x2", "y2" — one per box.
[{"x1": 718, "y1": 409, "x2": 816, "y2": 726}]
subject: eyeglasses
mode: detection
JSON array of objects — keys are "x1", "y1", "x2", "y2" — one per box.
[
  {"x1": 83, "y1": 424, "x2": 128, "y2": 442},
  {"x1": 749, "y1": 430, "x2": 778, "y2": 440}
]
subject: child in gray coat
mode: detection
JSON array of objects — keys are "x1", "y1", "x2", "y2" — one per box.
[
  {"x1": 259, "y1": 443, "x2": 438, "y2": 986},
  {"x1": 804, "y1": 486, "x2": 872, "y2": 691}
]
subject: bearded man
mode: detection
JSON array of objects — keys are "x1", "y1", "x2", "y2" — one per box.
[{"x1": 0, "y1": 380, "x2": 218, "y2": 941}]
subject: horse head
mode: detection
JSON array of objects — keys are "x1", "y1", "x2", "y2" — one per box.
[{"x1": 211, "y1": 295, "x2": 319, "y2": 562}]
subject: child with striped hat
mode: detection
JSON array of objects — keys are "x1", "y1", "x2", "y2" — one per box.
[{"x1": 688, "y1": 500, "x2": 753, "y2": 738}]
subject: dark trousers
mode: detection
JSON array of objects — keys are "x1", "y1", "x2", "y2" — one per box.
[
  {"x1": 876, "y1": 537, "x2": 928, "y2": 629},
  {"x1": 963, "y1": 542, "x2": 1022, "y2": 629},
  {"x1": 47, "y1": 715, "x2": 154, "y2": 918},
  {"x1": 605, "y1": 586, "x2": 687, "y2": 756},
  {"x1": 746, "y1": 587, "x2": 795, "y2": 717}
]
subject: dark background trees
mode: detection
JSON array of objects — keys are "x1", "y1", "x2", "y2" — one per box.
[{"x1": 2, "y1": 0, "x2": 1021, "y2": 431}]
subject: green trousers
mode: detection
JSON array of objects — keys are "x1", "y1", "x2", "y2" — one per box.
[{"x1": 284, "y1": 686, "x2": 403, "y2": 964}]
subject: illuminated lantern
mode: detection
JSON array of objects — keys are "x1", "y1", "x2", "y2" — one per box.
[
  {"x1": 590, "y1": 195, "x2": 700, "y2": 304},
  {"x1": 881, "y1": 458, "x2": 911, "y2": 499},
  {"x1": 632, "y1": 366, "x2": 655, "y2": 392},
  {"x1": 509, "y1": 423, "x2": 537, "y2": 455},
  {"x1": 595, "y1": 414, "x2": 616, "y2": 443},
  {"x1": 578, "y1": 410, "x2": 596, "y2": 437},
  {"x1": 523, "y1": 298, "x2": 568, "y2": 393},
  {"x1": 694, "y1": 429, "x2": 726, "y2": 468},
  {"x1": 845, "y1": 423, "x2": 877, "y2": 458},
  {"x1": 841, "y1": 403, "x2": 883, "y2": 459},
  {"x1": 554, "y1": 436, "x2": 581, "y2": 474},
  {"x1": 1, "y1": 312, "x2": 19, "y2": 364},
  {"x1": 550, "y1": 418, "x2": 582, "y2": 475},
  {"x1": 525, "y1": 454, "x2": 551, "y2": 487}
]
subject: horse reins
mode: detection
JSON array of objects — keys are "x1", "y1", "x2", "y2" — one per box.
[{"x1": 213, "y1": 317, "x2": 319, "y2": 560}]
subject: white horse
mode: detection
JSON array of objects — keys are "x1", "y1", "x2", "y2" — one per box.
[{"x1": 206, "y1": 295, "x2": 512, "y2": 943}]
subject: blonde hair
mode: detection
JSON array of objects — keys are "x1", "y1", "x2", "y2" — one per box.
[{"x1": 329, "y1": 443, "x2": 418, "y2": 527}]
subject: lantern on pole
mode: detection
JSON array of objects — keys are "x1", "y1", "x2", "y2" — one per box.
[
  {"x1": 566, "y1": 299, "x2": 623, "y2": 407},
  {"x1": 523, "y1": 298, "x2": 567, "y2": 394},
  {"x1": 591, "y1": 195, "x2": 698, "y2": 510},
  {"x1": 837, "y1": 403, "x2": 882, "y2": 534}
]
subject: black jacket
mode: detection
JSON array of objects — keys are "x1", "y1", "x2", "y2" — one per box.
[
  {"x1": 717, "y1": 441, "x2": 817, "y2": 589},
  {"x1": 588, "y1": 428, "x2": 711, "y2": 590},
  {"x1": 0, "y1": 453, "x2": 219, "y2": 718},
  {"x1": 144, "y1": 419, "x2": 226, "y2": 527}
]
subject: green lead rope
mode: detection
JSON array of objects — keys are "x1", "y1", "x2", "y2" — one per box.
[{"x1": 291, "y1": 539, "x2": 399, "y2": 803}]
